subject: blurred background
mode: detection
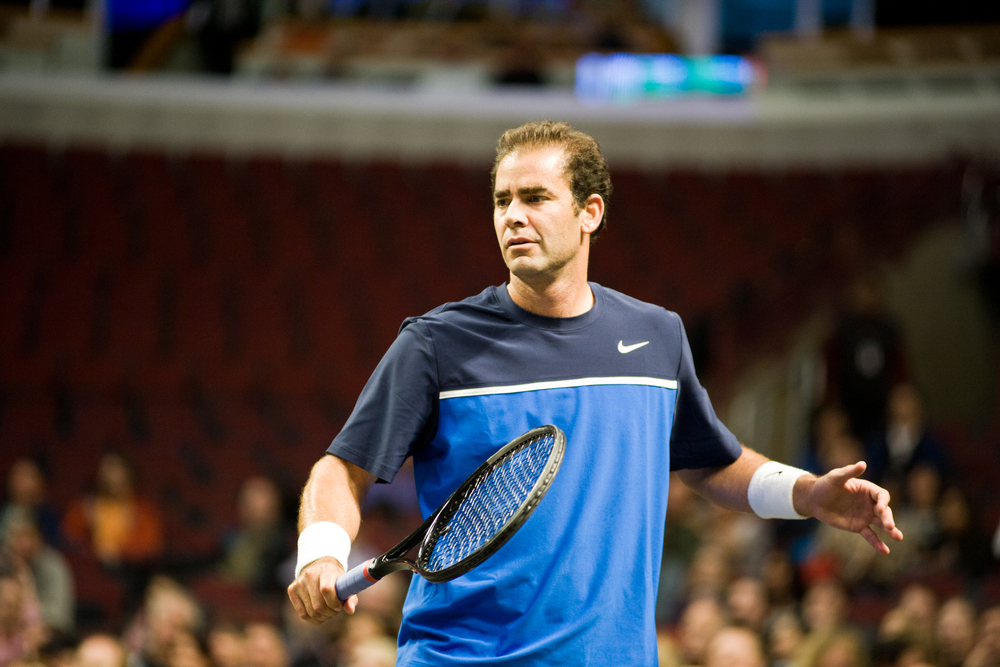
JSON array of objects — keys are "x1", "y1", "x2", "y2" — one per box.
[{"x1": 1, "y1": 1, "x2": 1000, "y2": 667}]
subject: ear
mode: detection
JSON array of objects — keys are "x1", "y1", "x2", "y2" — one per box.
[{"x1": 580, "y1": 194, "x2": 604, "y2": 235}]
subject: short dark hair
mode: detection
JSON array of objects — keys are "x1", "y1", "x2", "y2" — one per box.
[{"x1": 492, "y1": 120, "x2": 612, "y2": 241}]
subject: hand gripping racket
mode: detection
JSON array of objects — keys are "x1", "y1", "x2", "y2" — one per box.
[{"x1": 335, "y1": 424, "x2": 566, "y2": 600}]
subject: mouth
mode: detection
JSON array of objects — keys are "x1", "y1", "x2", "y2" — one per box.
[{"x1": 506, "y1": 237, "x2": 536, "y2": 249}]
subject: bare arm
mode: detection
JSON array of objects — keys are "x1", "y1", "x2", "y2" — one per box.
[
  {"x1": 675, "y1": 445, "x2": 768, "y2": 513},
  {"x1": 287, "y1": 454, "x2": 376, "y2": 624},
  {"x1": 677, "y1": 445, "x2": 903, "y2": 554}
]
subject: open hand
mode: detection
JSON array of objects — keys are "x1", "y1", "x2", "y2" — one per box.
[{"x1": 798, "y1": 461, "x2": 904, "y2": 554}]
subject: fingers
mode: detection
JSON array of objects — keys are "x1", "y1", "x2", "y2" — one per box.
[
  {"x1": 287, "y1": 559, "x2": 352, "y2": 624},
  {"x1": 860, "y1": 525, "x2": 891, "y2": 555},
  {"x1": 865, "y1": 480, "x2": 904, "y2": 544},
  {"x1": 874, "y1": 502, "x2": 904, "y2": 543}
]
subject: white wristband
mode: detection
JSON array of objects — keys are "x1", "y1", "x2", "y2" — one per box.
[
  {"x1": 747, "y1": 461, "x2": 810, "y2": 520},
  {"x1": 295, "y1": 522, "x2": 352, "y2": 578}
]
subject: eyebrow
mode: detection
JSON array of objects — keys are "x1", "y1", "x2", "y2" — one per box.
[{"x1": 493, "y1": 185, "x2": 551, "y2": 200}]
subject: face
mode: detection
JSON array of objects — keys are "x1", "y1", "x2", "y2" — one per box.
[
  {"x1": 8, "y1": 459, "x2": 44, "y2": 504},
  {"x1": 97, "y1": 453, "x2": 132, "y2": 498},
  {"x1": 8, "y1": 522, "x2": 41, "y2": 560},
  {"x1": 705, "y1": 628, "x2": 765, "y2": 667},
  {"x1": 238, "y1": 476, "x2": 280, "y2": 527},
  {"x1": 0, "y1": 578, "x2": 23, "y2": 628},
  {"x1": 493, "y1": 144, "x2": 601, "y2": 287}
]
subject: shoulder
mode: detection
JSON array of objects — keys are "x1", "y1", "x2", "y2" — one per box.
[
  {"x1": 399, "y1": 286, "x2": 508, "y2": 334},
  {"x1": 593, "y1": 283, "x2": 683, "y2": 329}
]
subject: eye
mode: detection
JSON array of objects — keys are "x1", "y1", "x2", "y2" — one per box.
[{"x1": 495, "y1": 198, "x2": 509, "y2": 209}]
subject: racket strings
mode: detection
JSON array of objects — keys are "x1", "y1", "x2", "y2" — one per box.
[{"x1": 423, "y1": 432, "x2": 555, "y2": 573}]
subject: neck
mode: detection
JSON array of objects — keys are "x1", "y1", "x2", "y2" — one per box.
[{"x1": 506, "y1": 272, "x2": 594, "y2": 318}]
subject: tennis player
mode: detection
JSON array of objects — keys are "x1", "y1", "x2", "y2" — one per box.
[{"x1": 287, "y1": 121, "x2": 903, "y2": 665}]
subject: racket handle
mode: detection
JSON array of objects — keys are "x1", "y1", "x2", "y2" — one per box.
[{"x1": 335, "y1": 558, "x2": 378, "y2": 600}]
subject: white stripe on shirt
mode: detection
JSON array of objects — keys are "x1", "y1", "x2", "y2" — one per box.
[{"x1": 439, "y1": 376, "x2": 678, "y2": 400}]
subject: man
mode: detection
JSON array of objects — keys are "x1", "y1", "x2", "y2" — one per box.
[
  {"x1": 3, "y1": 509, "x2": 75, "y2": 633},
  {"x1": 287, "y1": 121, "x2": 903, "y2": 665},
  {"x1": 704, "y1": 626, "x2": 767, "y2": 667},
  {"x1": 75, "y1": 634, "x2": 128, "y2": 667}
]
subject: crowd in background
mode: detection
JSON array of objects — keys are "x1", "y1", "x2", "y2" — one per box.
[{"x1": 0, "y1": 271, "x2": 999, "y2": 667}]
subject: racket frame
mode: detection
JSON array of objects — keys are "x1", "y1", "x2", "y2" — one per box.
[{"x1": 360, "y1": 424, "x2": 565, "y2": 586}]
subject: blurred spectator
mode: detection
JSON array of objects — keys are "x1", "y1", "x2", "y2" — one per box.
[
  {"x1": 875, "y1": 605, "x2": 934, "y2": 667},
  {"x1": 658, "y1": 476, "x2": 710, "y2": 623},
  {"x1": 798, "y1": 438, "x2": 875, "y2": 585},
  {"x1": 727, "y1": 577, "x2": 769, "y2": 634},
  {"x1": 896, "y1": 583, "x2": 939, "y2": 641},
  {"x1": 801, "y1": 630, "x2": 868, "y2": 667},
  {"x1": 0, "y1": 458, "x2": 62, "y2": 549},
  {"x1": 801, "y1": 579, "x2": 850, "y2": 638},
  {"x1": 0, "y1": 553, "x2": 46, "y2": 667},
  {"x1": 934, "y1": 597, "x2": 977, "y2": 667},
  {"x1": 704, "y1": 626, "x2": 766, "y2": 667},
  {"x1": 282, "y1": 608, "x2": 344, "y2": 667},
  {"x1": 2, "y1": 509, "x2": 74, "y2": 634},
  {"x1": 801, "y1": 404, "x2": 853, "y2": 476},
  {"x1": 38, "y1": 632, "x2": 78, "y2": 667},
  {"x1": 704, "y1": 506, "x2": 772, "y2": 580},
  {"x1": 686, "y1": 544, "x2": 733, "y2": 604},
  {"x1": 932, "y1": 486, "x2": 995, "y2": 581},
  {"x1": 658, "y1": 629, "x2": 683, "y2": 667},
  {"x1": 965, "y1": 606, "x2": 1000, "y2": 667},
  {"x1": 62, "y1": 452, "x2": 164, "y2": 566},
  {"x1": 353, "y1": 572, "x2": 406, "y2": 639},
  {"x1": 823, "y1": 271, "x2": 909, "y2": 439},
  {"x1": 761, "y1": 550, "x2": 801, "y2": 618},
  {"x1": 768, "y1": 609, "x2": 805, "y2": 667},
  {"x1": 899, "y1": 464, "x2": 942, "y2": 543},
  {"x1": 74, "y1": 634, "x2": 126, "y2": 667},
  {"x1": 123, "y1": 577, "x2": 204, "y2": 667},
  {"x1": 863, "y1": 384, "x2": 950, "y2": 496},
  {"x1": 871, "y1": 631, "x2": 929, "y2": 667},
  {"x1": 62, "y1": 452, "x2": 164, "y2": 613},
  {"x1": 337, "y1": 613, "x2": 390, "y2": 665},
  {"x1": 243, "y1": 622, "x2": 287, "y2": 667},
  {"x1": 870, "y1": 583, "x2": 939, "y2": 667},
  {"x1": 163, "y1": 631, "x2": 210, "y2": 667},
  {"x1": 677, "y1": 596, "x2": 728, "y2": 666},
  {"x1": 869, "y1": 464, "x2": 945, "y2": 580},
  {"x1": 205, "y1": 622, "x2": 244, "y2": 667},
  {"x1": 341, "y1": 636, "x2": 396, "y2": 667},
  {"x1": 218, "y1": 476, "x2": 292, "y2": 596}
]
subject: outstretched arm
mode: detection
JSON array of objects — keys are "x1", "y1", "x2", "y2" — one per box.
[
  {"x1": 678, "y1": 445, "x2": 903, "y2": 554},
  {"x1": 287, "y1": 454, "x2": 376, "y2": 624}
]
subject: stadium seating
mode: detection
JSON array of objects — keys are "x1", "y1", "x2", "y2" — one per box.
[{"x1": 2, "y1": 141, "x2": 992, "y2": 631}]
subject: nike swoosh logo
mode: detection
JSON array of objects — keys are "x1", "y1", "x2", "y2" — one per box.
[{"x1": 618, "y1": 340, "x2": 650, "y2": 354}]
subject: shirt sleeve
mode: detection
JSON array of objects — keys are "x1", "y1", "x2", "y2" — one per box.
[
  {"x1": 668, "y1": 313, "x2": 742, "y2": 470},
  {"x1": 326, "y1": 319, "x2": 439, "y2": 483}
]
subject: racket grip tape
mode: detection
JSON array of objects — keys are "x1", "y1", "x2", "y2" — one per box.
[{"x1": 335, "y1": 558, "x2": 379, "y2": 600}]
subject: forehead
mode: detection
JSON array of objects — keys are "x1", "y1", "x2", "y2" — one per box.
[{"x1": 495, "y1": 144, "x2": 569, "y2": 190}]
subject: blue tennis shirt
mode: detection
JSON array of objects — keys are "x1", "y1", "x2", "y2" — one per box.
[{"x1": 327, "y1": 282, "x2": 741, "y2": 666}]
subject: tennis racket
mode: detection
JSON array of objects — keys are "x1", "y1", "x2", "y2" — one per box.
[{"x1": 335, "y1": 424, "x2": 566, "y2": 600}]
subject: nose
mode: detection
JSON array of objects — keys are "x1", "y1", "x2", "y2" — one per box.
[{"x1": 503, "y1": 198, "x2": 528, "y2": 228}]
